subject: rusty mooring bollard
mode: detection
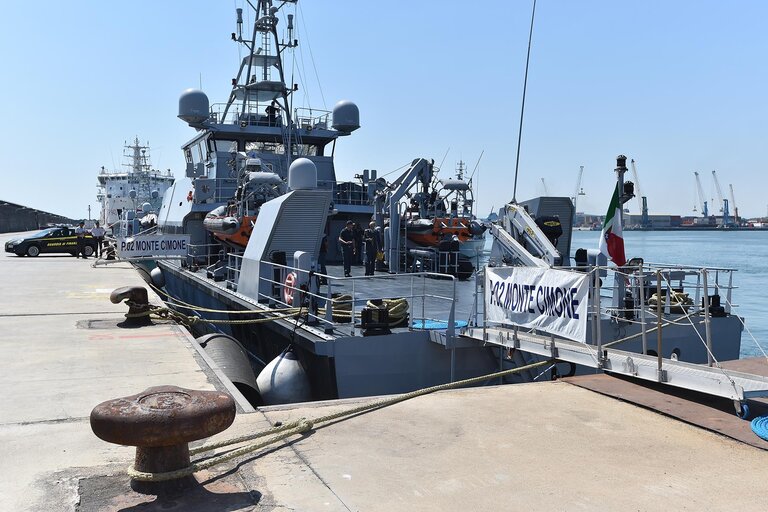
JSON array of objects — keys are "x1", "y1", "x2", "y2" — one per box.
[
  {"x1": 90, "y1": 385, "x2": 236, "y2": 495},
  {"x1": 110, "y1": 286, "x2": 152, "y2": 326}
]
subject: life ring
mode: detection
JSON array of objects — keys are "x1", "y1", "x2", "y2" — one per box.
[{"x1": 284, "y1": 271, "x2": 297, "y2": 305}]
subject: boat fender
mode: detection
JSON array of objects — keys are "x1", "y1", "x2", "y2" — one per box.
[
  {"x1": 284, "y1": 271, "x2": 297, "y2": 305},
  {"x1": 149, "y1": 267, "x2": 165, "y2": 288},
  {"x1": 256, "y1": 350, "x2": 312, "y2": 405}
]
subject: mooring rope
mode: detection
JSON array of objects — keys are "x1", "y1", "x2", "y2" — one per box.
[{"x1": 127, "y1": 358, "x2": 554, "y2": 482}]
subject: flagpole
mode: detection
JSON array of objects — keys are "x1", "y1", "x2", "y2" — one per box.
[{"x1": 511, "y1": 0, "x2": 537, "y2": 204}]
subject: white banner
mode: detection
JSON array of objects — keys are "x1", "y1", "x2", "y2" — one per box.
[
  {"x1": 116, "y1": 235, "x2": 190, "y2": 259},
  {"x1": 485, "y1": 266, "x2": 589, "y2": 342}
]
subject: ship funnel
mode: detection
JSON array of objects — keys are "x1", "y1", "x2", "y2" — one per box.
[
  {"x1": 178, "y1": 89, "x2": 210, "y2": 126},
  {"x1": 332, "y1": 100, "x2": 360, "y2": 134}
]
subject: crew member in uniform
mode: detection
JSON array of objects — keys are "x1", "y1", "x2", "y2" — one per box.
[
  {"x1": 75, "y1": 221, "x2": 88, "y2": 259},
  {"x1": 338, "y1": 220, "x2": 355, "y2": 277},
  {"x1": 363, "y1": 221, "x2": 378, "y2": 276},
  {"x1": 90, "y1": 222, "x2": 106, "y2": 258}
]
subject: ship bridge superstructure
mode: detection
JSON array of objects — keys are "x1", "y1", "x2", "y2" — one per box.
[{"x1": 165, "y1": 0, "x2": 366, "y2": 240}]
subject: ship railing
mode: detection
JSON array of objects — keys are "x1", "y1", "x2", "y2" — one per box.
[
  {"x1": 185, "y1": 243, "x2": 225, "y2": 268},
  {"x1": 206, "y1": 104, "x2": 332, "y2": 130},
  {"x1": 293, "y1": 107, "x2": 331, "y2": 131},
  {"x1": 207, "y1": 103, "x2": 283, "y2": 127},
  {"x1": 476, "y1": 262, "x2": 739, "y2": 368},
  {"x1": 250, "y1": 261, "x2": 458, "y2": 338},
  {"x1": 318, "y1": 180, "x2": 370, "y2": 206},
  {"x1": 225, "y1": 252, "x2": 243, "y2": 291}
]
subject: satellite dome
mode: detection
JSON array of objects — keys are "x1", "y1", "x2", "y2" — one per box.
[
  {"x1": 332, "y1": 100, "x2": 360, "y2": 134},
  {"x1": 178, "y1": 89, "x2": 210, "y2": 125},
  {"x1": 288, "y1": 158, "x2": 317, "y2": 190},
  {"x1": 141, "y1": 202, "x2": 152, "y2": 213},
  {"x1": 151, "y1": 189, "x2": 159, "y2": 199},
  {"x1": 128, "y1": 189, "x2": 137, "y2": 199}
]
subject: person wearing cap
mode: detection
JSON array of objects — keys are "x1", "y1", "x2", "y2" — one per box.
[
  {"x1": 90, "y1": 221, "x2": 106, "y2": 258},
  {"x1": 75, "y1": 221, "x2": 88, "y2": 259},
  {"x1": 338, "y1": 220, "x2": 355, "y2": 277}
]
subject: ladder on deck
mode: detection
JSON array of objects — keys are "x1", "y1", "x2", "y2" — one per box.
[{"x1": 460, "y1": 326, "x2": 768, "y2": 407}]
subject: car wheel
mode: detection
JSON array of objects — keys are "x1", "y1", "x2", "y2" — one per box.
[
  {"x1": 83, "y1": 245, "x2": 95, "y2": 257},
  {"x1": 26, "y1": 245, "x2": 40, "y2": 257}
]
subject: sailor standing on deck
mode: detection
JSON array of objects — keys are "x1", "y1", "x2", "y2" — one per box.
[
  {"x1": 90, "y1": 222, "x2": 106, "y2": 259},
  {"x1": 339, "y1": 221, "x2": 355, "y2": 277},
  {"x1": 363, "y1": 221, "x2": 378, "y2": 276},
  {"x1": 75, "y1": 221, "x2": 88, "y2": 259}
]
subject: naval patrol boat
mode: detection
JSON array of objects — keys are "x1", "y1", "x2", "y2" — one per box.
[{"x1": 135, "y1": 0, "x2": 744, "y2": 408}]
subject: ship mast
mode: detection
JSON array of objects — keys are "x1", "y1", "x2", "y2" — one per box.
[{"x1": 222, "y1": 0, "x2": 298, "y2": 164}]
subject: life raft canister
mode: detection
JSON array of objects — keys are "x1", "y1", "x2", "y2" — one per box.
[{"x1": 284, "y1": 271, "x2": 297, "y2": 305}]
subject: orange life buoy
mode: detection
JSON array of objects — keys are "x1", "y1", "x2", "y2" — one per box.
[{"x1": 284, "y1": 271, "x2": 297, "y2": 305}]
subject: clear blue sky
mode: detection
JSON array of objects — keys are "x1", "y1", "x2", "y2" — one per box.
[{"x1": 1, "y1": 1, "x2": 766, "y2": 219}]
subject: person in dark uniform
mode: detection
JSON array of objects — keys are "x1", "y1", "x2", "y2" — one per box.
[
  {"x1": 353, "y1": 222, "x2": 364, "y2": 264},
  {"x1": 75, "y1": 221, "x2": 88, "y2": 259},
  {"x1": 363, "y1": 221, "x2": 379, "y2": 276},
  {"x1": 318, "y1": 234, "x2": 328, "y2": 283},
  {"x1": 338, "y1": 221, "x2": 355, "y2": 277}
]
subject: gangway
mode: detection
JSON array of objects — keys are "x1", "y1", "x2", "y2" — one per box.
[
  {"x1": 453, "y1": 262, "x2": 768, "y2": 415},
  {"x1": 459, "y1": 325, "x2": 768, "y2": 408}
]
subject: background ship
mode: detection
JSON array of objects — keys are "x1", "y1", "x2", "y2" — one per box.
[{"x1": 96, "y1": 137, "x2": 174, "y2": 236}]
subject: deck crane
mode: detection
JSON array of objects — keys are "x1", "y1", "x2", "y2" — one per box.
[
  {"x1": 694, "y1": 171, "x2": 708, "y2": 217},
  {"x1": 711, "y1": 170, "x2": 731, "y2": 227},
  {"x1": 630, "y1": 159, "x2": 650, "y2": 228},
  {"x1": 572, "y1": 165, "x2": 586, "y2": 211},
  {"x1": 729, "y1": 184, "x2": 739, "y2": 225}
]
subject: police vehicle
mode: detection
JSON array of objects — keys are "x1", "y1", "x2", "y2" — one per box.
[{"x1": 4, "y1": 226, "x2": 97, "y2": 257}]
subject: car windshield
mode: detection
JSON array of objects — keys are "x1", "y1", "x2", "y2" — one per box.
[{"x1": 30, "y1": 228, "x2": 58, "y2": 238}]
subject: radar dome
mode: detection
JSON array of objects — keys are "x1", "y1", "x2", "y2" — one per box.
[
  {"x1": 178, "y1": 89, "x2": 210, "y2": 125},
  {"x1": 288, "y1": 158, "x2": 317, "y2": 190},
  {"x1": 332, "y1": 100, "x2": 360, "y2": 134}
]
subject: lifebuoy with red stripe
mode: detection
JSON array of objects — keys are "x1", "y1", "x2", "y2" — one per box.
[{"x1": 284, "y1": 272, "x2": 297, "y2": 305}]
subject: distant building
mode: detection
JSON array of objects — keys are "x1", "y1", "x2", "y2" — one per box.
[{"x1": 0, "y1": 200, "x2": 76, "y2": 233}]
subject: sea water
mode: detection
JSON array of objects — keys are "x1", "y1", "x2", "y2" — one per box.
[{"x1": 570, "y1": 230, "x2": 768, "y2": 359}]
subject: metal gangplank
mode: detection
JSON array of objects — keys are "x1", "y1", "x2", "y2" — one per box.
[{"x1": 459, "y1": 325, "x2": 768, "y2": 410}]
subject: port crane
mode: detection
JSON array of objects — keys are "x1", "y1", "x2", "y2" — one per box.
[
  {"x1": 729, "y1": 184, "x2": 739, "y2": 225},
  {"x1": 630, "y1": 159, "x2": 650, "y2": 228},
  {"x1": 712, "y1": 170, "x2": 732, "y2": 227},
  {"x1": 694, "y1": 172, "x2": 708, "y2": 217},
  {"x1": 572, "y1": 165, "x2": 586, "y2": 212},
  {"x1": 540, "y1": 177, "x2": 550, "y2": 196}
]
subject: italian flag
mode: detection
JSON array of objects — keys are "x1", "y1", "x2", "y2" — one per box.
[{"x1": 599, "y1": 183, "x2": 626, "y2": 266}]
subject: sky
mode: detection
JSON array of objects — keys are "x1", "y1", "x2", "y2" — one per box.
[{"x1": 1, "y1": 0, "x2": 767, "y2": 220}]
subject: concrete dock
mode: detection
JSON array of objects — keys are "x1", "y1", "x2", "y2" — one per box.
[{"x1": 2, "y1": 230, "x2": 768, "y2": 511}]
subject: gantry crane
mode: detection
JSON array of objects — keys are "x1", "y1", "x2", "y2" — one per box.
[
  {"x1": 729, "y1": 184, "x2": 739, "y2": 225},
  {"x1": 694, "y1": 171, "x2": 708, "y2": 217},
  {"x1": 630, "y1": 159, "x2": 650, "y2": 228},
  {"x1": 711, "y1": 170, "x2": 731, "y2": 227},
  {"x1": 540, "y1": 177, "x2": 550, "y2": 196},
  {"x1": 572, "y1": 165, "x2": 586, "y2": 212}
]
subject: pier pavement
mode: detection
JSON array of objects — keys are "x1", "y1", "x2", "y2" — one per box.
[{"x1": 2, "y1": 230, "x2": 768, "y2": 511}]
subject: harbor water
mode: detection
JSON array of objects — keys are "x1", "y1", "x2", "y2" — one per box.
[{"x1": 570, "y1": 229, "x2": 768, "y2": 359}]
